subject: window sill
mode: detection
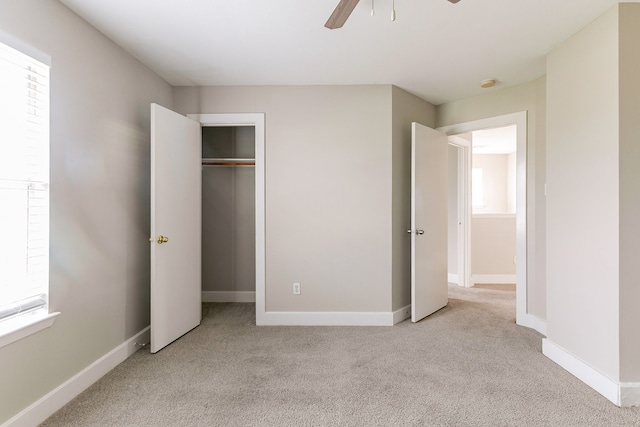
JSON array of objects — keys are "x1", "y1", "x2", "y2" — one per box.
[
  {"x1": 472, "y1": 213, "x2": 516, "y2": 219},
  {"x1": 0, "y1": 310, "x2": 60, "y2": 350}
]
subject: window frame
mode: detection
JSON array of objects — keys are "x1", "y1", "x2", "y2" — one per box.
[
  {"x1": 471, "y1": 167, "x2": 485, "y2": 210},
  {"x1": 0, "y1": 30, "x2": 59, "y2": 349}
]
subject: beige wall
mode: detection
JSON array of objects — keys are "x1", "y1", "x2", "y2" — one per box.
[
  {"x1": 547, "y1": 4, "x2": 620, "y2": 380},
  {"x1": 174, "y1": 85, "x2": 395, "y2": 312},
  {"x1": 0, "y1": 1, "x2": 173, "y2": 423},
  {"x1": 436, "y1": 77, "x2": 547, "y2": 320},
  {"x1": 618, "y1": 3, "x2": 640, "y2": 383},
  {"x1": 471, "y1": 216, "x2": 516, "y2": 275},
  {"x1": 547, "y1": 3, "x2": 640, "y2": 384},
  {"x1": 390, "y1": 86, "x2": 436, "y2": 310}
]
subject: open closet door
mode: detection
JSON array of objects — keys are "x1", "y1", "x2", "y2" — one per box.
[
  {"x1": 150, "y1": 103, "x2": 202, "y2": 353},
  {"x1": 411, "y1": 122, "x2": 448, "y2": 322}
]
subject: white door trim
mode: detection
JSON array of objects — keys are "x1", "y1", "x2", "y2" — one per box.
[
  {"x1": 438, "y1": 112, "x2": 543, "y2": 334},
  {"x1": 187, "y1": 113, "x2": 266, "y2": 326},
  {"x1": 447, "y1": 135, "x2": 471, "y2": 288}
]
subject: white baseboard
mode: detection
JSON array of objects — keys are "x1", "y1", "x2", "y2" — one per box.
[
  {"x1": 542, "y1": 338, "x2": 640, "y2": 407},
  {"x1": 393, "y1": 305, "x2": 411, "y2": 324},
  {"x1": 471, "y1": 274, "x2": 516, "y2": 285},
  {"x1": 620, "y1": 382, "x2": 640, "y2": 407},
  {"x1": 202, "y1": 291, "x2": 256, "y2": 303},
  {"x1": 447, "y1": 274, "x2": 459, "y2": 285},
  {"x1": 260, "y1": 311, "x2": 395, "y2": 326},
  {"x1": 3, "y1": 327, "x2": 150, "y2": 427},
  {"x1": 517, "y1": 313, "x2": 547, "y2": 336}
]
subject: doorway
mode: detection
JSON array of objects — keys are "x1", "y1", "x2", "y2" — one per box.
[
  {"x1": 446, "y1": 136, "x2": 470, "y2": 289},
  {"x1": 469, "y1": 125, "x2": 517, "y2": 287},
  {"x1": 438, "y1": 112, "x2": 543, "y2": 333},
  {"x1": 187, "y1": 113, "x2": 266, "y2": 325},
  {"x1": 201, "y1": 126, "x2": 256, "y2": 303}
]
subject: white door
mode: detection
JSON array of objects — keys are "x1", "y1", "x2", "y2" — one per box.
[
  {"x1": 150, "y1": 103, "x2": 202, "y2": 353},
  {"x1": 411, "y1": 122, "x2": 449, "y2": 322}
]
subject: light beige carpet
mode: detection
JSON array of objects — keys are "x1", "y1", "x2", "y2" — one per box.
[
  {"x1": 472, "y1": 283, "x2": 516, "y2": 291},
  {"x1": 41, "y1": 285, "x2": 640, "y2": 426}
]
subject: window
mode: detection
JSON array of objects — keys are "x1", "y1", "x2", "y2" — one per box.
[
  {"x1": 0, "y1": 36, "x2": 57, "y2": 347},
  {"x1": 471, "y1": 167, "x2": 484, "y2": 209}
]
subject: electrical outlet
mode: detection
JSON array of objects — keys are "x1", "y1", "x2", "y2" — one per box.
[{"x1": 293, "y1": 282, "x2": 301, "y2": 295}]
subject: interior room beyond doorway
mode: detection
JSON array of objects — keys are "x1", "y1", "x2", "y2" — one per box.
[
  {"x1": 469, "y1": 125, "x2": 517, "y2": 288},
  {"x1": 447, "y1": 126, "x2": 517, "y2": 289}
]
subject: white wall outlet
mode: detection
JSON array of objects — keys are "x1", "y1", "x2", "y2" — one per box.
[{"x1": 293, "y1": 282, "x2": 301, "y2": 295}]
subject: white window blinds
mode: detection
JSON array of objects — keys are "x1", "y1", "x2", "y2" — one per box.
[{"x1": 0, "y1": 40, "x2": 50, "y2": 320}]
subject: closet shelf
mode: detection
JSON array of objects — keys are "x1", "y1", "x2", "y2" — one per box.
[{"x1": 202, "y1": 158, "x2": 255, "y2": 167}]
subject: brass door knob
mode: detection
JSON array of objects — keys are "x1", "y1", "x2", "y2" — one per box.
[{"x1": 157, "y1": 235, "x2": 169, "y2": 244}]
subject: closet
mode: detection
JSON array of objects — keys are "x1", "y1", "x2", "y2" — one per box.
[{"x1": 201, "y1": 126, "x2": 256, "y2": 300}]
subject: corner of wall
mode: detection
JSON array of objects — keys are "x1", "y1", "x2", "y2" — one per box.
[{"x1": 390, "y1": 89, "x2": 436, "y2": 311}]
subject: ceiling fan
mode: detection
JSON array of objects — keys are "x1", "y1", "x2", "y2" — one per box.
[{"x1": 325, "y1": 0, "x2": 461, "y2": 29}]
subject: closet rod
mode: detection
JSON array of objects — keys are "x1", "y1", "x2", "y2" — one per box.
[{"x1": 202, "y1": 157, "x2": 255, "y2": 167}]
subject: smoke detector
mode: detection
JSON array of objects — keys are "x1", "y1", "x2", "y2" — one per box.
[{"x1": 480, "y1": 79, "x2": 497, "y2": 89}]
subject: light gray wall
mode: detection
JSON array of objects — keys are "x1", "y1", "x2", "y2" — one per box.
[
  {"x1": 202, "y1": 167, "x2": 255, "y2": 293},
  {"x1": 174, "y1": 85, "x2": 394, "y2": 312},
  {"x1": 547, "y1": 4, "x2": 620, "y2": 380},
  {"x1": 436, "y1": 78, "x2": 547, "y2": 320},
  {"x1": 0, "y1": 1, "x2": 172, "y2": 423},
  {"x1": 202, "y1": 127, "x2": 256, "y2": 293},
  {"x1": 390, "y1": 86, "x2": 436, "y2": 311}
]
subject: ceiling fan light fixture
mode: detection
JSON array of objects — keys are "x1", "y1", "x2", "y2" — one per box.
[
  {"x1": 480, "y1": 79, "x2": 497, "y2": 89},
  {"x1": 325, "y1": 0, "x2": 460, "y2": 30}
]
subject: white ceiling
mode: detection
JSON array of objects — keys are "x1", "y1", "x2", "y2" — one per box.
[{"x1": 59, "y1": 0, "x2": 633, "y2": 105}]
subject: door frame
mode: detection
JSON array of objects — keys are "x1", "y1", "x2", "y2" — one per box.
[
  {"x1": 438, "y1": 111, "x2": 543, "y2": 334},
  {"x1": 188, "y1": 113, "x2": 266, "y2": 326},
  {"x1": 447, "y1": 135, "x2": 471, "y2": 289}
]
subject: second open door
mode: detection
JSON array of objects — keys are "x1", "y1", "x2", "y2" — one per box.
[
  {"x1": 411, "y1": 122, "x2": 449, "y2": 322},
  {"x1": 150, "y1": 103, "x2": 202, "y2": 353}
]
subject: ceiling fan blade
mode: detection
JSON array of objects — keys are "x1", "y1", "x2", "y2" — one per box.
[{"x1": 325, "y1": 0, "x2": 361, "y2": 30}]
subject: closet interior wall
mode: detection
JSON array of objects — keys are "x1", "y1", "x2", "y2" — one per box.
[{"x1": 202, "y1": 126, "x2": 256, "y2": 296}]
